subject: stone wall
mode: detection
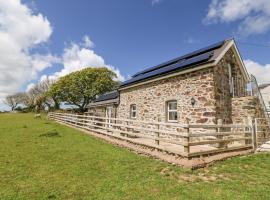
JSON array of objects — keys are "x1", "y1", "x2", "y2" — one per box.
[
  {"x1": 213, "y1": 48, "x2": 248, "y2": 124},
  {"x1": 88, "y1": 105, "x2": 117, "y2": 118},
  {"x1": 232, "y1": 96, "x2": 270, "y2": 144},
  {"x1": 232, "y1": 96, "x2": 265, "y2": 123},
  {"x1": 117, "y1": 68, "x2": 216, "y2": 124},
  {"x1": 213, "y1": 55, "x2": 232, "y2": 123}
]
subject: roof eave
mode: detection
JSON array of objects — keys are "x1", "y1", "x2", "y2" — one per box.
[
  {"x1": 87, "y1": 97, "x2": 119, "y2": 108},
  {"x1": 213, "y1": 39, "x2": 250, "y2": 82}
]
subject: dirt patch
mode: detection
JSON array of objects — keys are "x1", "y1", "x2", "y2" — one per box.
[{"x1": 160, "y1": 167, "x2": 231, "y2": 182}]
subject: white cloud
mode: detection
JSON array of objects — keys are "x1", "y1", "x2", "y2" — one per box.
[
  {"x1": 26, "y1": 83, "x2": 35, "y2": 92},
  {"x1": 204, "y1": 0, "x2": 270, "y2": 36},
  {"x1": 0, "y1": 1, "x2": 124, "y2": 110},
  {"x1": 238, "y1": 15, "x2": 270, "y2": 36},
  {"x1": 151, "y1": 0, "x2": 162, "y2": 6},
  {"x1": 50, "y1": 37, "x2": 125, "y2": 82},
  {"x1": 244, "y1": 59, "x2": 270, "y2": 84},
  {"x1": 82, "y1": 35, "x2": 94, "y2": 48},
  {"x1": 30, "y1": 54, "x2": 60, "y2": 77},
  {"x1": 0, "y1": 0, "x2": 53, "y2": 101},
  {"x1": 184, "y1": 37, "x2": 199, "y2": 44}
]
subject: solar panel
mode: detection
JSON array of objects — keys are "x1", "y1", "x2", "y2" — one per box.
[
  {"x1": 132, "y1": 40, "x2": 225, "y2": 78},
  {"x1": 121, "y1": 51, "x2": 213, "y2": 87}
]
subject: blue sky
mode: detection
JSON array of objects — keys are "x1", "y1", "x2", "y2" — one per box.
[{"x1": 1, "y1": 0, "x2": 270, "y2": 110}]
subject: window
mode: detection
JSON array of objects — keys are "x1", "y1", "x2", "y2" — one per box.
[
  {"x1": 228, "y1": 63, "x2": 234, "y2": 96},
  {"x1": 167, "y1": 100, "x2": 178, "y2": 122},
  {"x1": 130, "y1": 104, "x2": 137, "y2": 119}
]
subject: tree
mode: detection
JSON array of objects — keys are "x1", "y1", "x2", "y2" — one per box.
[
  {"x1": 48, "y1": 67, "x2": 118, "y2": 112},
  {"x1": 4, "y1": 93, "x2": 21, "y2": 111},
  {"x1": 17, "y1": 92, "x2": 35, "y2": 111},
  {"x1": 19, "y1": 78, "x2": 59, "y2": 112},
  {"x1": 29, "y1": 78, "x2": 59, "y2": 111}
]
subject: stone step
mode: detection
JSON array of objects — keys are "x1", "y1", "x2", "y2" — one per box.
[{"x1": 257, "y1": 141, "x2": 270, "y2": 152}]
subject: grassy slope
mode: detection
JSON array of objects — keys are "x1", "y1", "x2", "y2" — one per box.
[{"x1": 0, "y1": 113, "x2": 270, "y2": 200}]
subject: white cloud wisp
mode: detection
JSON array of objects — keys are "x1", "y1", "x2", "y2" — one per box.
[{"x1": 204, "y1": 0, "x2": 270, "y2": 37}]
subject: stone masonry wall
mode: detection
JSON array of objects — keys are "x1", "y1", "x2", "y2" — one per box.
[
  {"x1": 88, "y1": 105, "x2": 117, "y2": 118},
  {"x1": 213, "y1": 54, "x2": 232, "y2": 124},
  {"x1": 117, "y1": 68, "x2": 216, "y2": 124},
  {"x1": 213, "y1": 48, "x2": 247, "y2": 124},
  {"x1": 232, "y1": 96, "x2": 265, "y2": 123}
]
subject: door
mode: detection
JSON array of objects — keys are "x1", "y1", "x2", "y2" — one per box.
[{"x1": 106, "y1": 107, "x2": 113, "y2": 128}]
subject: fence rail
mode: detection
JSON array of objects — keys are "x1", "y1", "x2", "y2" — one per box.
[{"x1": 48, "y1": 112, "x2": 255, "y2": 158}]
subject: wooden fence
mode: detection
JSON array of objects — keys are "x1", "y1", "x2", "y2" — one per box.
[
  {"x1": 255, "y1": 118, "x2": 270, "y2": 146},
  {"x1": 48, "y1": 112, "x2": 256, "y2": 158}
]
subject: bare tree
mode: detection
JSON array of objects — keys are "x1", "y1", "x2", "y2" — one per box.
[
  {"x1": 27, "y1": 78, "x2": 59, "y2": 112},
  {"x1": 4, "y1": 93, "x2": 21, "y2": 111}
]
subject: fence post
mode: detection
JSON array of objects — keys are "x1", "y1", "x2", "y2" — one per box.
[
  {"x1": 183, "y1": 119, "x2": 190, "y2": 155},
  {"x1": 83, "y1": 114, "x2": 86, "y2": 128},
  {"x1": 247, "y1": 117, "x2": 255, "y2": 147},
  {"x1": 252, "y1": 118, "x2": 257, "y2": 150},
  {"x1": 217, "y1": 119, "x2": 225, "y2": 148},
  {"x1": 155, "y1": 117, "x2": 160, "y2": 145}
]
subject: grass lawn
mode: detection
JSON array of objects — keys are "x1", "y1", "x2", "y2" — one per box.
[{"x1": 1, "y1": 113, "x2": 270, "y2": 200}]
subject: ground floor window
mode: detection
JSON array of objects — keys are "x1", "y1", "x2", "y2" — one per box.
[
  {"x1": 167, "y1": 100, "x2": 177, "y2": 122},
  {"x1": 130, "y1": 104, "x2": 137, "y2": 119}
]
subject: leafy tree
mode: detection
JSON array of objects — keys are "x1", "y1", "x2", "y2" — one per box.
[{"x1": 48, "y1": 67, "x2": 118, "y2": 112}]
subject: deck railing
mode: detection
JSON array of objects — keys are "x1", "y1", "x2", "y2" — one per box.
[
  {"x1": 255, "y1": 118, "x2": 270, "y2": 146},
  {"x1": 249, "y1": 74, "x2": 270, "y2": 126},
  {"x1": 48, "y1": 112, "x2": 255, "y2": 158}
]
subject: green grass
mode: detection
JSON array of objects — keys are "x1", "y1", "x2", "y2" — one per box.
[{"x1": 1, "y1": 113, "x2": 270, "y2": 200}]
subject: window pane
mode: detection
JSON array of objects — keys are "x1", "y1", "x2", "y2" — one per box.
[
  {"x1": 131, "y1": 105, "x2": 136, "y2": 111},
  {"x1": 169, "y1": 111, "x2": 177, "y2": 121},
  {"x1": 168, "y1": 101, "x2": 177, "y2": 110},
  {"x1": 130, "y1": 105, "x2": 136, "y2": 118}
]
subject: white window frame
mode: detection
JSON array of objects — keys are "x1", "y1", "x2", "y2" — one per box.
[
  {"x1": 130, "y1": 104, "x2": 137, "y2": 119},
  {"x1": 167, "y1": 100, "x2": 178, "y2": 122}
]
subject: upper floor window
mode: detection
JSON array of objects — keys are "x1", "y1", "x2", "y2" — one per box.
[
  {"x1": 130, "y1": 104, "x2": 137, "y2": 119},
  {"x1": 167, "y1": 100, "x2": 178, "y2": 122}
]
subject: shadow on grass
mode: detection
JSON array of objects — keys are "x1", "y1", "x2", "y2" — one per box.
[{"x1": 39, "y1": 130, "x2": 61, "y2": 138}]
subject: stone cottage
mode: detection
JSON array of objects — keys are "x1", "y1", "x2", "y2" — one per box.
[{"x1": 88, "y1": 38, "x2": 268, "y2": 125}]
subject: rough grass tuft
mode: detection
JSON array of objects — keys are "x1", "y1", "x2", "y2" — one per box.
[{"x1": 39, "y1": 130, "x2": 61, "y2": 137}]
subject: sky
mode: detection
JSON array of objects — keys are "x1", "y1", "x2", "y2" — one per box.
[{"x1": 0, "y1": 0, "x2": 270, "y2": 111}]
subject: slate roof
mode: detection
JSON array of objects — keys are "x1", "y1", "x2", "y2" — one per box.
[
  {"x1": 93, "y1": 90, "x2": 119, "y2": 103},
  {"x1": 120, "y1": 39, "x2": 230, "y2": 88}
]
